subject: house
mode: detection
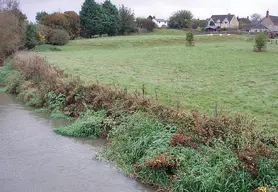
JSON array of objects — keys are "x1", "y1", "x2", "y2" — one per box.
[
  {"x1": 249, "y1": 23, "x2": 269, "y2": 33},
  {"x1": 260, "y1": 10, "x2": 278, "y2": 33},
  {"x1": 152, "y1": 18, "x2": 168, "y2": 28},
  {"x1": 243, "y1": 10, "x2": 278, "y2": 34},
  {"x1": 238, "y1": 16, "x2": 251, "y2": 29},
  {"x1": 206, "y1": 14, "x2": 239, "y2": 31}
]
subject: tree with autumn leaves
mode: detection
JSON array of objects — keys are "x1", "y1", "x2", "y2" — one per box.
[
  {"x1": 41, "y1": 11, "x2": 80, "y2": 39},
  {"x1": 36, "y1": 0, "x2": 135, "y2": 39}
]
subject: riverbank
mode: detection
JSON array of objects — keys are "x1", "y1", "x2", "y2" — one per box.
[
  {"x1": 0, "y1": 54, "x2": 277, "y2": 192},
  {"x1": 0, "y1": 92, "x2": 153, "y2": 192}
]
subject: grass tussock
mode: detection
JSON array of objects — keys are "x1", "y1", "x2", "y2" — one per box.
[
  {"x1": 54, "y1": 110, "x2": 107, "y2": 137},
  {"x1": 2, "y1": 53, "x2": 278, "y2": 191}
]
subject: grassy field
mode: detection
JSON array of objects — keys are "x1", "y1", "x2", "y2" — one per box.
[{"x1": 34, "y1": 31, "x2": 278, "y2": 134}]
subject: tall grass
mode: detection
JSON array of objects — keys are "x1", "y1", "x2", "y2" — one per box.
[
  {"x1": 104, "y1": 112, "x2": 278, "y2": 192},
  {"x1": 54, "y1": 110, "x2": 107, "y2": 137}
]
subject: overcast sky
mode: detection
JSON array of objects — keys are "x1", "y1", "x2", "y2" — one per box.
[{"x1": 20, "y1": 0, "x2": 278, "y2": 22}]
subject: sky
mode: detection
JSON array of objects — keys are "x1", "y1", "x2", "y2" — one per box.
[{"x1": 20, "y1": 0, "x2": 278, "y2": 22}]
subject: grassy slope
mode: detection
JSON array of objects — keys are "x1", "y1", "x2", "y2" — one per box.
[{"x1": 35, "y1": 32, "x2": 278, "y2": 133}]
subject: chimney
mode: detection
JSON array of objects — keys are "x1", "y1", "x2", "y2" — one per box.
[
  {"x1": 266, "y1": 10, "x2": 269, "y2": 18},
  {"x1": 247, "y1": 16, "x2": 249, "y2": 20}
]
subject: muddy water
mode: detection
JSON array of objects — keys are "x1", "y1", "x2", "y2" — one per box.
[{"x1": 0, "y1": 92, "x2": 154, "y2": 192}]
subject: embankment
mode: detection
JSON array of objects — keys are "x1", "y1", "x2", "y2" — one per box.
[{"x1": 0, "y1": 53, "x2": 277, "y2": 192}]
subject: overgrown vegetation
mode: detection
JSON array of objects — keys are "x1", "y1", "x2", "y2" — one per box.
[
  {"x1": 1, "y1": 52, "x2": 277, "y2": 192},
  {"x1": 104, "y1": 112, "x2": 278, "y2": 191}
]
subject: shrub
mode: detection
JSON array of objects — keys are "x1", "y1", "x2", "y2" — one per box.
[
  {"x1": 186, "y1": 32, "x2": 195, "y2": 46},
  {"x1": 46, "y1": 29, "x2": 70, "y2": 45},
  {"x1": 25, "y1": 23, "x2": 39, "y2": 49},
  {"x1": 254, "y1": 32, "x2": 268, "y2": 52},
  {"x1": 141, "y1": 19, "x2": 155, "y2": 32}
]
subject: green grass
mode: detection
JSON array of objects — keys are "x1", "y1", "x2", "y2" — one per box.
[
  {"x1": 33, "y1": 33, "x2": 278, "y2": 134},
  {"x1": 104, "y1": 112, "x2": 278, "y2": 192},
  {"x1": 54, "y1": 110, "x2": 107, "y2": 137},
  {"x1": 31, "y1": 44, "x2": 62, "y2": 52}
]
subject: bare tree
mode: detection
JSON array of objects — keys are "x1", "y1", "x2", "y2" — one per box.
[
  {"x1": 250, "y1": 13, "x2": 262, "y2": 24},
  {"x1": 0, "y1": 0, "x2": 19, "y2": 11}
]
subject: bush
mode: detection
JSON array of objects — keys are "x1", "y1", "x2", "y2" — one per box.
[
  {"x1": 25, "y1": 23, "x2": 39, "y2": 49},
  {"x1": 46, "y1": 29, "x2": 70, "y2": 45},
  {"x1": 254, "y1": 32, "x2": 268, "y2": 52},
  {"x1": 141, "y1": 19, "x2": 155, "y2": 32},
  {"x1": 186, "y1": 32, "x2": 195, "y2": 46}
]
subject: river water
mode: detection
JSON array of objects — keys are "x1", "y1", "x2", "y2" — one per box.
[{"x1": 0, "y1": 92, "x2": 154, "y2": 192}]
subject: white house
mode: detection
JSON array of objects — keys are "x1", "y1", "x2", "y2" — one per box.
[
  {"x1": 206, "y1": 14, "x2": 239, "y2": 30},
  {"x1": 152, "y1": 18, "x2": 168, "y2": 28}
]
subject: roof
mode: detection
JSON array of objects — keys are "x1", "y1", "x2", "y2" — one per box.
[
  {"x1": 242, "y1": 24, "x2": 255, "y2": 30},
  {"x1": 205, "y1": 26, "x2": 220, "y2": 29},
  {"x1": 154, "y1": 19, "x2": 168, "y2": 22},
  {"x1": 269, "y1": 15, "x2": 278, "y2": 25},
  {"x1": 251, "y1": 23, "x2": 268, "y2": 30},
  {"x1": 211, "y1": 14, "x2": 235, "y2": 22}
]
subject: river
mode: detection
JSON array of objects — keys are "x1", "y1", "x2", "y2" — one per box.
[{"x1": 0, "y1": 92, "x2": 154, "y2": 192}]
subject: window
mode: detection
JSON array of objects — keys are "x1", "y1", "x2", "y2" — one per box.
[
  {"x1": 210, "y1": 21, "x2": 215, "y2": 26},
  {"x1": 225, "y1": 21, "x2": 228, "y2": 24}
]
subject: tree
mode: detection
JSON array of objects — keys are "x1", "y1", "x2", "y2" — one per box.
[
  {"x1": 254, "y1": 32, "x2": 268, "y2": 52},
  {"x1": 147, "y1": 15, "x2": 153, "y2": 20},
  {"x1": 0, "y1": 0, "x2": 19, "y2": 11},
  {"x1": 168, "y1": 10, "x2": 193, "y2": 29},
  {"x1": 25, "y1": 23, "x2": 39, "y2": 49},
  {"x1": 251, "y1": 13, "x2": 262, "y2": 24},
  {"x1": 64, "y1": 11, "x2": 80, "y2": 39},
  {"x1": 0, "y1": 0, "x2": 26, "y2": 65},
  {"x1": 102, "y1": 0, "x2": 120, "y2": 36},
  {"x1": 43, "y1": 12, "x2": 69, "y2": 30},
  {"x1": 119, "y1": 5, "x2": 136, "y2": 35},
  {"x1": 46, "y1": 29, "x2": 70, "y2": 45},
  {"x1": 80, "y1": 0, "x2": 103, "y2": 37},
  {"x1": 36, "y1": 11, "x2": 47, "y2": 24}
]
